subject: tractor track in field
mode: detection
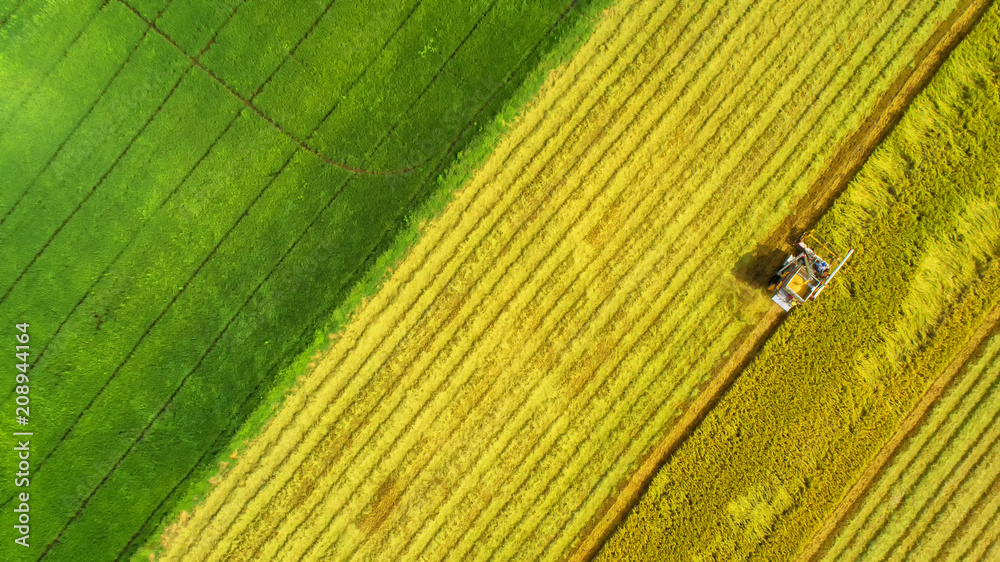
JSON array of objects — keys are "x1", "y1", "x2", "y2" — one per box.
[
  {"x1": 799, "y1": 299, "x2": 1000, "y2": 562},
  {"x1": 570, "y1": 0, "x2": 992, "y2": 559}
]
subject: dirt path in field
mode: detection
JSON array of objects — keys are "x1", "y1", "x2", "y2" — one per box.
[
  {"x1": 797, "y1": 300, "x2": 1000, "y2": 562},
  {"x1": 569, "y1": 1, "x2": 992, "y2": 560}
]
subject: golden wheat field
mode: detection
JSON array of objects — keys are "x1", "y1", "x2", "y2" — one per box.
[{"x1": 159, "y1": 0, "x2": 966, "y2": 559}]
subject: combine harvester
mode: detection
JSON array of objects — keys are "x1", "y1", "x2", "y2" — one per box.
[{"x1": 768, "y1": 231, "x2": 854, "y2": 312}]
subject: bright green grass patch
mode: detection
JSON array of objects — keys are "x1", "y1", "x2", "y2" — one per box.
[
  {"x1": 0, "y1": 0, "x2": 611, "y2": 559},
  {"x1": 0, "y1": 0, "x2": 105, "y2": 130},
  {"x1": 156, "y1": 0, "x2": 243, "y2": 55},
  {"x1": 599, "y1": 5, "x2": 1000, "y2": 561},
  {"x1": 0, "y1": 0, "x2": 142, "y2": 215}
]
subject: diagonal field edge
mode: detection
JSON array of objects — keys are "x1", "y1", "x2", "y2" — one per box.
[
  {"x1": 250, "y1": 0, "x2": 780, "y2": 552},
  {"x1": 158, "y1": 0, "x2": 592, "y2": 552},
  {"x1": 404, "y1": 0, "x2": 852, "y2": 552},
  {"x1": 40, "y1": 0, "x2": 546, "y2": 553},
  {"x1": 569, "y1": 2, "x2": 952, "y2": 558}
]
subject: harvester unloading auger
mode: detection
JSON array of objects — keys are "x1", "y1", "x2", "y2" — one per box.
[{"x1": 767, "y1": 231, "x2": 854, "y2": 312}]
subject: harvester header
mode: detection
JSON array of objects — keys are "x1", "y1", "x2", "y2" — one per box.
[{"x1": 768, "y1": 231, "x2": 854, "y2": 312}]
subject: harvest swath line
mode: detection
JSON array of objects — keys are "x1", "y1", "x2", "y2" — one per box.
[
  {"x1": 0, "y1": 0, "x2": 107, "y2": 137},
  {"x1": 38, "y1": 0, "x2": 521, "y2": 548},
  {"x1": 926, "y1": 440, "x2": 1000, "y2": 558},
  {"x1": 117, "y1": 0, "x2": 427, "y2": 176},
  {"x1": 945, "y1": 451, "x2": 1000, "y2": 558},
  {"x1": 164, "y1": 0, "x2": 944, "y2": 552},
  {"x1": 446, "y1": 0, "x2": 944, "y2": 548},
  {"x1": 7, "y1": 0, "x2": 441, "y2": 518},
  {"x1": 411, "y1": 0, "x2": 820, "y2": 555},
  {"x1": 292, "y1": 0, "x2": 757, "y2": 555},
  {"x1": 512, "y1": 0, "x2": 940, "y2": 548},
  {"x1": 190, "y1": 3, "x2": 660, "y2": 552},
  {"x1": 167, "y1": 0, "x2": 620, "y2": 548},
  {"x1": 870, "y1": 392, "x2": 1000, "y2": 558}
]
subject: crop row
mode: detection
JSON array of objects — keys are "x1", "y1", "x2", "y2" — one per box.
[
  {"x1": 824, "y1": 329, "x2": 1000, "y2": 560},
  {"x1": 0, "y1": 0, "x2": 588, "y2": 558},
  {"x1": 599, "y1": 3, "x2": 1000, "y2": 560},
  {"x1": 159, "y1": 0, "x2": 959, "y2": 560}
]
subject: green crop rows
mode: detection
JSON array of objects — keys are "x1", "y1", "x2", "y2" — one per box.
[
  {"x1": 600, "y1": 3, "x2": 1000, "y2": 560},
  {"x1": 0, "y1": 0, "x2": 604, "y2": 558}
]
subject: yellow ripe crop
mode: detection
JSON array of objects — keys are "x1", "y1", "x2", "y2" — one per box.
[{"x1": 160, "y1": 0, "x2": 969, "y2": 559}]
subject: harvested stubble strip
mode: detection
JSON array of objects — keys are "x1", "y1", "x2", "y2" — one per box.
[{"x1": 163, "y1": 0, "x2": 961, "y2": 560}]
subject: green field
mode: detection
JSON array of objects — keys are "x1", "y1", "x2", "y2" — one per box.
[
  {"x1": 599, "y1": 2, "x2": 1000, "y2": 559},
  {"x1": 0, "y1": 0, "x2": 605, "y2": 558}
]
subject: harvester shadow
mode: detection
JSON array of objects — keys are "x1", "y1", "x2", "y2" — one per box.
[{"x1": 732, "y1": 244, "x2": 790, "y2": 290}]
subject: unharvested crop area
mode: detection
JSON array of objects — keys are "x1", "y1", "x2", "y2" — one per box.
[
  {"x1": 0, "y1": 0, "x2": 596, "y2": 558},
  {"x1": 600, "y1": 3, "x2": 1000, "y2": 559},
  {"x1": 821, "y1": 330, "x2": 1000, "y2": 561},
  {"x1": 160, "y1": 0, "x2": 972, "y2": 559}
]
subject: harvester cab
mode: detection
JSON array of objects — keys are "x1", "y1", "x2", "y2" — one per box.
[{"x1": 767, "y1": 231, "x2": 854, "y2": 312}]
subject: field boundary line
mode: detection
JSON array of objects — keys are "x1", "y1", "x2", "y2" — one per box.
[
  {"x1": 52, "y1": 0, "x2": 584, "y2": 554},
  {"x1": 116, "y1": 0, "x2": 425, "y2": 177},
  {"x1": 366, "y1": 0, "x2": 900, "y2": 552},
  {"x1": 312, "y1": 0, "x2": 736, "y2": 554},
  {"x1": 567, "y1": 0, "x2": 983, "y2": 557},
  {"x1": 825, "y1": 314, "x2": 1000, "y2": 559},
  {"x1": 793, "y1": 1, "x2": 995, "y2": 558},
  {"x1": 39, "y1": 0, "x2": 505, "y2": 548},
  {"x1": 798, "y1": 300, "x2": 1000, "y2": 562},
  {"x1": 224, "y1": 0, "x2": 667, "y2": 553},
  {"x1": 439, "y1": 0, "x2": 817, "y2": 554},
  {"x1": 348, "y1": 0, "x2": 880, "y2": 548}
]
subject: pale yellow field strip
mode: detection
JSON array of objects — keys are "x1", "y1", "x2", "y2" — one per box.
[
  {"x1": 823, "y1": 332, "x2": 1000, "y2": 561},
  {"x1": 162, "y1": 0, "x2": 960, "y2": 559},
  {"x1": 945, "y1": 464, "x2": 1000, "y2": 560}
]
